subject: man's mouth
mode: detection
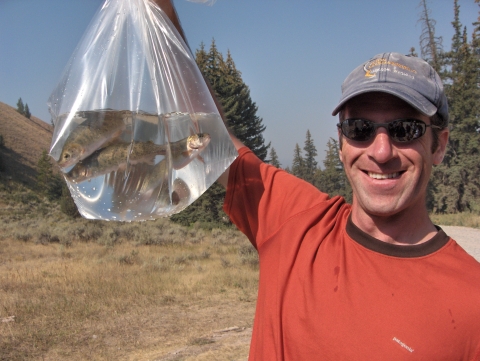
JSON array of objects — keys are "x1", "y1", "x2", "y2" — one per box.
[{"x1": 368, "y1": 171, "x2": 401, "y2": 179}]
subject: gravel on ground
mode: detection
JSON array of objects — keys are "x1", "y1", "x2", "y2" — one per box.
[{"x1": 440, "y1": 225, "x2": 480, "y2": 262}]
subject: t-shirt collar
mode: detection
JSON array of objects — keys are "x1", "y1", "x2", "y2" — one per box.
[{"x1": 346, "y1": 214, "x2": 450, "y2": 258}]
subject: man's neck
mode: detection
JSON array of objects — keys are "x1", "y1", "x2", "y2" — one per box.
[{"x1": 350, "y1": 207, "x2": 438, "y2": 246}]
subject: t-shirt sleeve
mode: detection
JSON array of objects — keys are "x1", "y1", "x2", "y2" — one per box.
[{"x1": 224, "y1": 147, "x2": 330, "y2": 249}]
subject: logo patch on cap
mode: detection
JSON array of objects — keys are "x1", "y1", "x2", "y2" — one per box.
[{"x1": 363, "y1": 58, "x2": 417, "y2": 79}]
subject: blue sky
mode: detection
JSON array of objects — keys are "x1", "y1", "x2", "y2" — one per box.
[{"x1": 0, "y1": 0, "x2": 478, "y2": 168}]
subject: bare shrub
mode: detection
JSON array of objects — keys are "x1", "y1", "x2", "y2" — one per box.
[
  {"x1": 117, "y1": 223, "x2": 139, "y2": 240},
  {"x1": 189, "y1": 337, "x2": 215, "y2": 346},
  {"x1": 145, "y1": 257, "x2": 171, "y2": 272},
  {"x1": 118, "y1": 250, "x2": 140, "y2": 265},
  {"x1": 36, "y1": 232, "x2": 60, "y2": 245},
  {"x1": 174, "y1": 255, "x2": 188, "y2": 265},
  {"x1": 97, "y1": 228, "x2": 121, "y2": 247},
  {"x1": 15, "y1": 233, "x2": 31, "y2": 242},
  {"x1": 161, "y1": 295, "x2": 176, "y2": 304},
  {"x1": 211, "y1": 228, "x2": 223, "y2": 239},
  {"x1": 221, "y1": 258, "x2": 231, "y2": 268},
  {"x1": 200, "y1": 250, "x2": 211, "y2": 260},
  {"x1": 238, "y1": 244, "x2": 259, "y2": 269},
  {"x1": 70, "y1": 222, "x2": 103, "y2": 242}
]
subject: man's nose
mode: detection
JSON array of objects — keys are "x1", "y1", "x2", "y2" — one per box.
[{"x1": 368, "y1": 127, "x2": 395, "y2": 163}]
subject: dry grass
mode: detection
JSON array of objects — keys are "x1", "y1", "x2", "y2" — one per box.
[
  {"x1": 0, "y1": 186, "x2": 258, "y2": 361},
  {"x1": 430, "y1": 212, "x2": 480, "y2": 229}
]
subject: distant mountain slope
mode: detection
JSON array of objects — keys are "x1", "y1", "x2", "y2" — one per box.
[{"x1": 0, "y1": 101, "x2": 53, "y2": 187}]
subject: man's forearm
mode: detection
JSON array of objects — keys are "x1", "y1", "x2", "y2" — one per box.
[{"x1": 150, "y1": 0, "x2": 188, "y2": 44}]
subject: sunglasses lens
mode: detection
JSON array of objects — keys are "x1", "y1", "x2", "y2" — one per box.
[
  {"x1": 341, "y1": 119, "x2": 374, "y2": 141},
  {"x1": 341, "y1": 119, "x2": 428, "y2": 142},
  {"x1": 389, "y1": 120, "x2": 426, "y2": 142}
]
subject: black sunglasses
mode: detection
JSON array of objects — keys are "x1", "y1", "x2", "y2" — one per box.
[{"x1": 337, "y1": 118, "x2": 442, "y2": 142}]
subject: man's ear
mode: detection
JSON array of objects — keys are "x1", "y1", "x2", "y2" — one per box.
[
  {"x1": 338, "y1": 129, "x2": 344, "y2": 164},
  {"x1": 433, "y1": 128, "x2": 449, "y2": 165}
]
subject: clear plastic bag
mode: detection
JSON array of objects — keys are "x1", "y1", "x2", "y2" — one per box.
[{"x1": 48, "y1": 0, "x2": 237, "y2": 221}]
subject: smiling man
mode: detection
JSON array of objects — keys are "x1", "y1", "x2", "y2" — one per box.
[
  {"x1": 220, "y1": 53, "x2": 480, "y2": 360},
  {"x1": 153, "y1": 1, "x2": 480, "y2": 358}
]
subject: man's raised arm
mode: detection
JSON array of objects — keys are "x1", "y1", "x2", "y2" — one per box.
[{"x1": 150, "y1": 0, "x2": 245, "y2": 188}]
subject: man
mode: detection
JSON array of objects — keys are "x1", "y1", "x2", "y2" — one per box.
[{"x1": 156, "y1": 1, "x2": 480, "y2": 360}]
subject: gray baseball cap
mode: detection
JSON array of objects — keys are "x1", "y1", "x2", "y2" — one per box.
[{"x1": 332, "y1": 52, "x2": 449, "y2": 127}]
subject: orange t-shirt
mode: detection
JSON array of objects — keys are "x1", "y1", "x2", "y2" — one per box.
[{"x1": 224, "y1": 147, "x2": 480, "y2": 361}]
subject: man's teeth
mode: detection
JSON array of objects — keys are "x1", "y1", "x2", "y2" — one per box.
[{"x1": 368, "y1": 172, "x2": 400, "y2": 179}]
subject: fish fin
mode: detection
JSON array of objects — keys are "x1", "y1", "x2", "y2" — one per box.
[{"x1": 144, "y1": 154, "x2": 157, "y2": 165}]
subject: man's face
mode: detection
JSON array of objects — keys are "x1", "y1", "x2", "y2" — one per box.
[{"x1": 339, "y1": 92, "x2": 448, "y2": 221}]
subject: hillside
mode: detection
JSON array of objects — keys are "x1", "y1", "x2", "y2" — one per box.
[{"x1": 0, "y1": 101, "x2": 53, "y2": 187}]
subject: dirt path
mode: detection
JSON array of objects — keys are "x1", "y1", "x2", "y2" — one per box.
[{"x1": 440, "y1": 225, "x2": 480, "y2": 262}]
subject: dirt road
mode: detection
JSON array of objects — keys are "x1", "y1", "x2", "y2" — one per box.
[{"x1": 440, "y1": 225, "x2": 480, "y2": 262}]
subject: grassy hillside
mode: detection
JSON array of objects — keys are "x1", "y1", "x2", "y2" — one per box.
[{"x1": 0, "y1": 101, "x2": 53, "y2": 187}]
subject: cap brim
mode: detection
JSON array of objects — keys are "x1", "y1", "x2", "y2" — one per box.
[{"x1": 331, "y1": 83, "x2": 438, "y2": 117}]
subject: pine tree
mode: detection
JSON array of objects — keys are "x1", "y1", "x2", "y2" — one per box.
[
  {"x1": 220, "y1": 50, "x2": 270, "y2": 160},
  {"x1": 36, "y1": 150, "x2": 62, "y2": 200},
  {"x1": 195, "y1": 42, "x2": 208, "y2": 71},
  {"x1": 315, "y1": 138, "x2": 352, "y2": 203},
  {"x1": 172, "y1": 40, "x2": 270, "y2": 226},
  {"x1": 37, "y1": 150, "x2": 52, "y2": 194},
  {"x1": 418, "y1": 0, "x2": 443, "y2": 71},
  {"x1": 24, "y1": 104, "x2": 31, "y2": 119},
  {"x1": 430, "y1": 0, "x2": 480, "y2": 213},
  {"x1": 269, "y1": 147, "x2": 281, "y2": 168},
  {"x1": 303, "y1": 130, "x2": 318, "y2": 184},
  {"x1": 0, "y1": 134, "x2": 4, "y2": 172},
  {"x1": 408, "y1": 47, "x2": 418, "y2": 57},
  {"x1": 60, "y1": 182, "x2": 80, "y2": 218},
  {"x1": 203, "y1": 38, "x2": 224, "y2": 90},
  {"x1": 16, "y1": 98, "x2": 25, "y2": 115},
  {"x1": 291, "y1": 143, "x2": 306, "y2": 180}
]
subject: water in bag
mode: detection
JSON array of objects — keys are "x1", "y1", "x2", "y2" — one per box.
[{"x1": 48, "y1": 0, "x2": 237, "y2": 221}]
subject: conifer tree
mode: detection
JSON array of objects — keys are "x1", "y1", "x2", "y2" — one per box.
[
  {"x1": 172, "y1": 40, "x2": 269, "y2": 226},
  {"x1": 418, "y1": 0, "x2": 443, "y2": 71},
  {"x1": 60, "y1": 182, "x2": 80, "y2": 218},
  {"x1": 16, "y1": 98, "x2": 25, "y2": 115},
  {"x1": 37, "y1": 150, "x2": 52, "y2": 194},
  {"x1": 430, "y1": 0, "x2": 480, "y2": 213},
  {"x1": 195, "y1": 42, "x2": 208, "y2": 72},
  {"x1": 220, "y1": 50, "x2": 270, "y2": 160},
  {"x1": 269, "y1": 147, "x2": 281, "y2": 168},
  {"x1": 408, "y1": 47, "x2": 418, "y2": 57},
  {"x1": 36, "y1": 150, "x2": 62, "y2": 200},
  {"x1": 291, "y1": 143, "x2": 306, "y2": 180},
  {"x1": 24, "y1": 104, "x2": 31, "y2": 119},
  {"x1": 315, "y1": 138, "x2": 352, "y2": 203},
  {"x1": 303, "y1": 130, "x2": 318, "y2": 184},
  {"x1": 0, "y1": 134, "x2": 4, "y2": 172}
]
